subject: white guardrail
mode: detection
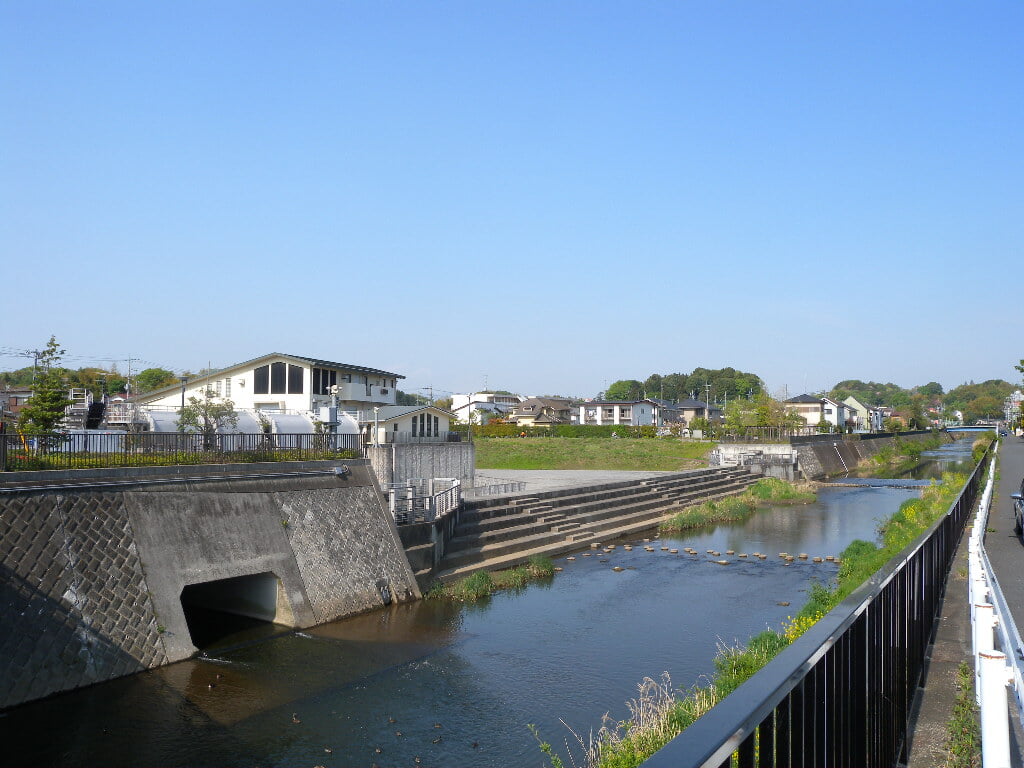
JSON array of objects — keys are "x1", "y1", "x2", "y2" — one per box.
[{"x1": 968, "y1": 442, "x2": 1024, "y2": 768}]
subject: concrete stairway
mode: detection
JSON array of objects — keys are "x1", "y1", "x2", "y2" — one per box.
[{"x1": 432, "y1": 466, "x2": 757, "y2": 583}]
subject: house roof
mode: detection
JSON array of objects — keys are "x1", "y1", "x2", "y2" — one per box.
[
  {"x1": 370, "y1": 405, "x2": 455, "y2": 421},
  {"x1": 674, "y1": 398, "x2": 713, "y2": 409},
  {"x1": 585, "y1": 399, "x2": 660, "y2": 406},
  {"x1": 785, "y1": 394, "x2": 823, "y2": 404},
  {"x1": 138, "y1": 352, "x2": 404, "y2": 400},
  {"x1": 515, "y1": 397, "x2": 574, "y2": 409}
]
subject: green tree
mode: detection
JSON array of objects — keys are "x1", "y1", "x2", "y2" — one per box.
[
  {"x1": 17, "y1": 336, "x2": 73, "y2": 434},
  {"x1": 177, "y1": 389, "x2": 238, "y2": 448},
  {"x1": 396, "y1": 390, "x2": 429, "y2": 406},
  {"x1": 605, "y1": 379, "x2": 644, "y2": 400},
  {"x1": 135, "y1": 367, "x2": 178, "y2": 393}
]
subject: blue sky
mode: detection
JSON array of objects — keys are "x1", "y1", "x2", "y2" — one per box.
[{"x1": 2, "y1": 2, "x2": 1021, "y2": 399}]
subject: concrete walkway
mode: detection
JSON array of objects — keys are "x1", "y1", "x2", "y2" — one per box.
[
  {"x1": 908, "y1": 437, "x2": 1024, "y2": 766},
  {"x1": 470, "y1": 469, "x2": 680, "y2": 496}
]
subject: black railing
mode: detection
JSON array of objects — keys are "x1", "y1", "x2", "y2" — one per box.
[
  {"x1": 1, "y1": 431, "x2": 363, "y2": 472},
  {"x1": 642, "y1": 445, "x2": 990, "y2": 768}
]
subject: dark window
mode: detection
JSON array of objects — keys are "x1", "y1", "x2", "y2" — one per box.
[
  {"x1": 288, "y1": 364, "x2": 303, "y2": 394},
  {"x1": 312, "y1": 368, "x2": 338, "y2": 395},
  {"x1": 411, "y1": 416, "x2": 417, "y2": 437},
  {"x1": 433, "y1": 415, "x2": 439, "y2": 436},
  {"x1": 254, "y1": 365, "x2": 270, "y2": 395},
  {"x1": 270, "y1": 362, "x2": 286, "y2": 394}
]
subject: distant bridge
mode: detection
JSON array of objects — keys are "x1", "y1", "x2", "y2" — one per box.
[{"x1": 946, "y1": 425, "x2": 1000, "y2": 432}]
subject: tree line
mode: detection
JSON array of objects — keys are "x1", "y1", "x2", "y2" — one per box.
[
  {"x1": 602, "y1": 368, "x2": 764, "y2": 403},
  {"x1": 829, "y1": 378, "x2": 1014, "y2": 422}
]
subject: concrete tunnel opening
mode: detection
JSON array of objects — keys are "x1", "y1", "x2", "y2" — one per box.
[{"x1": 180, "y1": 572, "x2": 296, "y2": 649}]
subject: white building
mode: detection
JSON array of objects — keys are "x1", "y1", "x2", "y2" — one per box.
[
  {"x1": 577, "y1": 399, "x2": 665, "y2": 427},
  {"x1": 820, "y1": 396, "x2": 850, "y2": 430},
  {"x1": 450, "y1": 392, "x2": 523, "y2": 424},
  {"x1": 136, "y1": 353, "x2": 402, "y2": 417},
  {"x1": 364, "y1": 405, "x2": 456, "y2": 444}
]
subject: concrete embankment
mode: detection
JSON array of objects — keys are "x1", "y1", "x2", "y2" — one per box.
[
  {"x1": 415, "y1": 466, "x2": 759, "y2": 585},
  {"x1": 0, "y1": 460, "x2": 418, "y2": 710},
  {"x1": 792, "y1": 431, "x2": 951, "y2": 479}
]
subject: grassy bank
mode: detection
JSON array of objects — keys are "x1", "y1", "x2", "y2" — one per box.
[
  {"x1": 427, "y1": 555, "x2": 555, "y2": 601},
  {"x1": 867, "y1": 430, "x2": 946, "y2": 471},
  {"x1": 475, "y1": 437, "x2": 715, "y2": 471},
  {"x1": 543, "y1": 446, "x2": 990, "y2": 768},
  {"x1": 659, "y1": 477, "x2": 816, "y2": 533}
]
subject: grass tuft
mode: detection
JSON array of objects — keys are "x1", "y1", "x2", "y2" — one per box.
[
  {"x1": 661, "y1": 478, "x2": 814, "y2": 533},
  {"x1": 429, "y1": 556, "x2": 556, "y2": 602}
]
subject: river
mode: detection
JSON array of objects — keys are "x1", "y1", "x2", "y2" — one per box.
[{"x1": 0, "y1": 443, "x2": 973, "y2": 767}]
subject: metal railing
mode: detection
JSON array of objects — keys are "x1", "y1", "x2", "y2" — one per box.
[
  {"x1": 374, "y1": 431, "x2": 468, "y2": 444},
  {"x1": 967, "y1": 442, "x2": 1024, "y2": 766},
  {"x1": 464, "y1": 481, "x2": 528, "y2": 498},
  {"x1": 386, "y1": 478, "x2": 461, "y2": 525},
  {"x1": 1, "y1": 431, "x2": 363, "y2": 472},
  {"x1": 642, "y1": 444, "x2": 990, "y2": 768}
]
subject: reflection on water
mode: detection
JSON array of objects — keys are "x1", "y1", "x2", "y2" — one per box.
[
  {"x1": 2, "y1": 484, "x2": 920, "y2": 768},
  {"x1": 866, "y1": 438, "x2": 975, "y2": 481}
]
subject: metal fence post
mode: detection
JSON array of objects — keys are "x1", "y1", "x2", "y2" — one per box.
[
  {"x1": 979, "y1": 651, "x2": 1011, "y2": 768},
  {"x1": 974, "y1": 603, "x2": 995, "y2": 704}
]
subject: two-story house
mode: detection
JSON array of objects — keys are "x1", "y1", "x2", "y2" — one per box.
[
  {"x1": 450, "y1": 392, "x2": 524, "y2": 424},
  {"x1": 508, "y1": 397, "x2": 575, "y2": 427},
  {"x1": 783, "y1": 394, "x2": 825, "y2": 425},
  {"x1": 577, "y1": 399, "x2": 665, "y2": 426},
  {"x1": 674, "y1": 397, "x2": 724, "y2": 425}
]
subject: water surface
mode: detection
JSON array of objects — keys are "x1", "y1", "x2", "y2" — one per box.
[{"x1": 3, "y1": 485, "x2": 918, "y2": 767}]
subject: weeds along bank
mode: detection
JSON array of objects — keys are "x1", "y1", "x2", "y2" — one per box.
[
  {"x1": 535, "y1": 445, "x2": 991, "y2": 768},
  {"x1": 659, "y1": 477, "x2": 816, "y2": 533},
  {"x1": 427, "y1": 556, "x2": 555, "y2": 601}
]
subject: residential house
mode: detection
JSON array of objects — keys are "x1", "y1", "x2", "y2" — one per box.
[
  {"x1": 136, "y1": 353, "x2": 403, "y2": 417},
  {"x1": 2, "y1": 387, "x2": 33, "y2": 422},
  {"x1": 783, "y1": 394, "x2": 824, "y2": 426},
  {"x1": 843, "y1": 395, "x2": 872, "y2": 432},
  {"x1": 363, "y1": 405, "x2": 455, "y2": 444},
  {"x1": 508, "y1": 397, "x2": 575, "y2": 427},
  {"x1": 451, "y1": 392, "x2": 523, "y2": 424},
  {"x1": 577, "y1": 399, "x2": 666, "y2": 427},
  {"x1": 820, "y1": 396, "x2": 850, "y2": 431},
  {"x1": 674, "y1": 397, "x2": 724, "y2": 425}
]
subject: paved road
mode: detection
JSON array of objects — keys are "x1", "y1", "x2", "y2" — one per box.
[{"x1": 986, "y1": 437, "x2": 1024, "y2": 625}]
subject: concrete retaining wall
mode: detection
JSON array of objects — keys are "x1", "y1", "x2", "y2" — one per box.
[
  {"x1": 366, "y1": 442, "x2": 475, "y2": 487},
  {"x1": 0, "y1": 460, "x2": 419, "y2": 710},
  {"x1": 793, "y1": 432, "x2": 950, "y2": 479}
]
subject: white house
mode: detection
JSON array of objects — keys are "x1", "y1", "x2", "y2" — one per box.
[
  {"x1": 577, "y1": 399, "x2": 666, "y2": 426},
  {"x1": 450, "y1": 392, "x2": 524, "y2": 423},
  {"x1": 136, "y1": 353, "x2": 403, "y2": 418},
  {"x1": 820, "y1": 396, "x2": 849, "y2": 430},
  {"x1": 364, "y1": 405, "x2": 456, "y2": 444}
]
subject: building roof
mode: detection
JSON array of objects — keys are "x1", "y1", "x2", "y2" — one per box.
[
  {"x1": 674, "y1": 398, "x2": 713, "y2": 409},
  {"x1": 370, "y1": 405, "x2": 455, "y2": 421},
  {"x1": 785, "y1": 394, "x2": 824, "y2": 404},
  {"x1": 515, "y1": 397, "x2": 575, "y2": 409},
  {"x1": 585, "y1": 399, "x2": 661, "y2": 406}
]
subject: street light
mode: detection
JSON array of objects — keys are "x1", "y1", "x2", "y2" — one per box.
[{"x1": 180, "y1": 377, "x2": 189, "y2": 411}]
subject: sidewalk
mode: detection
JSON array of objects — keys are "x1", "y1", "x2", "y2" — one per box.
[{"x1": 908, "y1": 440, "x2": 1024, "y2": 767}]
